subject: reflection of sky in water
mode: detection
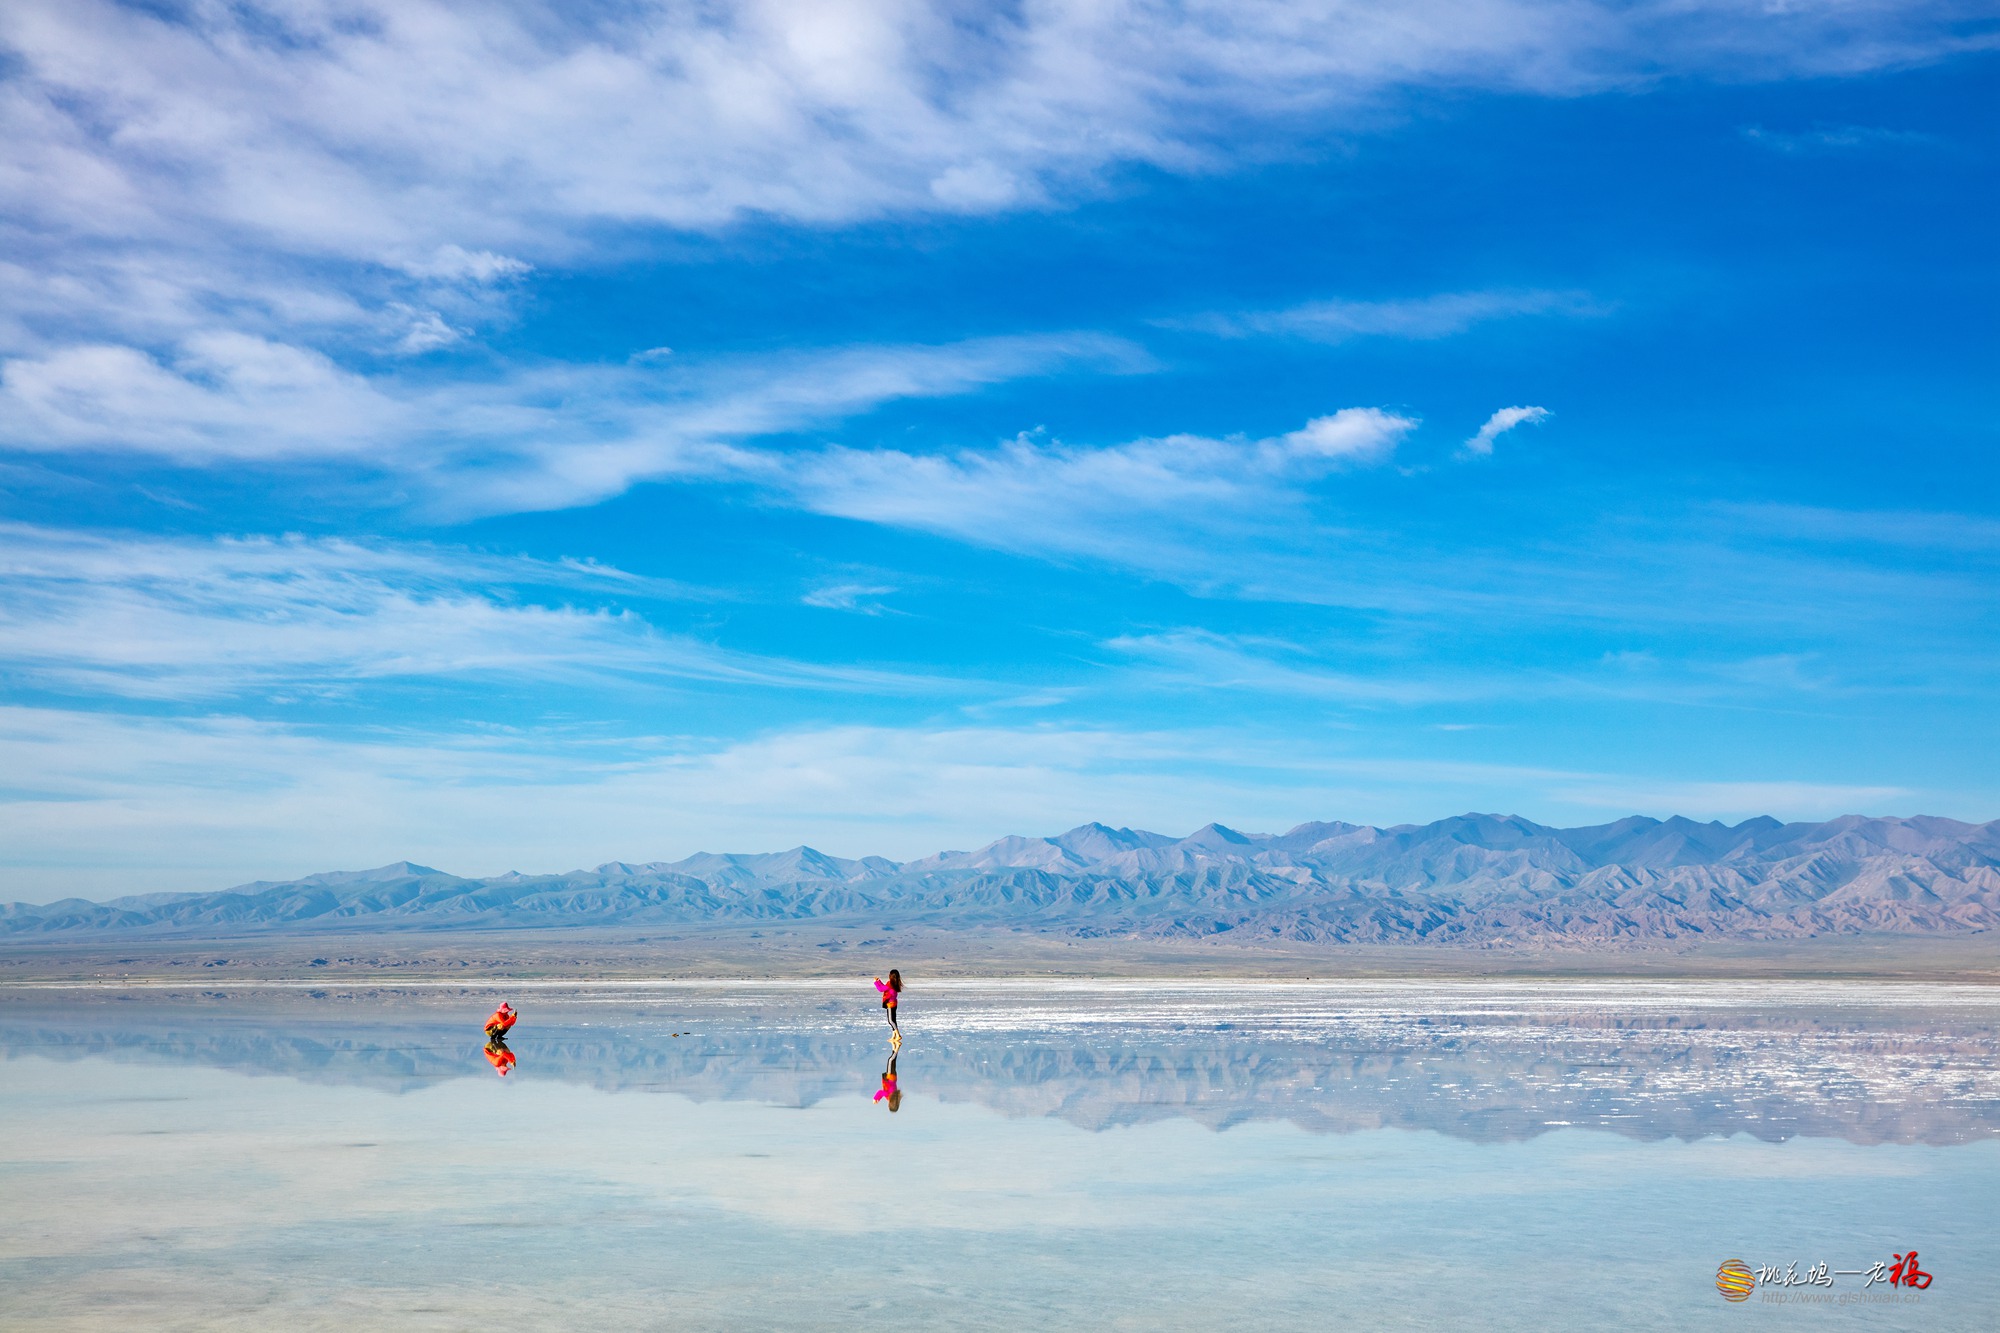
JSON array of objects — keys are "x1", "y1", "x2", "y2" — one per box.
[{"x1": 2, "y1": 982, "x2": 1996, "y2": 1329}]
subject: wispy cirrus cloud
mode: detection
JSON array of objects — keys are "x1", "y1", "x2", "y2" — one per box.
[
  {"x1": 8, "y1": 0, "x2": 1971, "y2": 274},
  {"x1": 0, "y1": 330, "x2": 1144, "y2": 511},
  {"x1": 1179, "y1": 289, "x2": 1598, "y2": 342},
  {"x1": 802, "y1": 582, "x2": 901, "y2": 615},
  {"x1": 0, "y1": 0, "x2": 1984, "y2": 431},
  {"x1": 767, "y1": 408, "x2": 1416, "y2": 561},
  {"x1": 1740, "y1": 124, "x2": 1939, "y2": 154},
  {"x1": 1104, "y1": 629, "x2": 1477, "y2": 705},
  {"x1": 458, "y1": 333, "x2": 1151, "y2": 516},
  {"x1": 0, "y1": 523, "x2": 944, "y2": 700}
]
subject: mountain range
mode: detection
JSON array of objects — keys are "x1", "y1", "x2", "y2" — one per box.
[{"x1": 6, "y1": 813, "x2": 1998, "y2": 945}]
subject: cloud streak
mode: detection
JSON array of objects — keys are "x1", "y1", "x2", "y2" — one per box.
[
  {"x1": 769, "y1": 408, "x2": 1415, "y2": 561},
  {"x1": 1183, "y1": 289, "x2": 1597, "y2": 342},
  {"x1": 1740, "y1": 124, "x2": 1938, "y2": 154},
  {"x1": 1461, "y1": 405, "x2": 1551, "y2": 457},
  {"x1": 0, "y1": 524, "x2": 941, "y2": 699},
  {"x1": 1103, "y1": 629, "x2": 1482, "y2": 705},
  {"x1": 0, "y1": 330, "x2": 1143, "y2": 513}
]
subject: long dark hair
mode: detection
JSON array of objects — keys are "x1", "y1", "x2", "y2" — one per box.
[{"x1": 887, "y1": 968, "x2": 902, "y2": 994}]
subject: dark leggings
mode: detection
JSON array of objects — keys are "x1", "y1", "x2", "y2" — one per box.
[{"x1": 886, "y1": 1004, "x2": 899, "y2": 1030}]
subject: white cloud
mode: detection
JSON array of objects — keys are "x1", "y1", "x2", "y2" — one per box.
[
  {"x1": 398, "y1": 245, "x2": 533, "y2": 283},
  {"x1": 1461, "y1": 404, "x2": 1550, "y2": 457},
  {"x1": 929, "y1": 161, "x2": 1026, "y2": 209},
  {"x1": 1740, "y1": 124, "x2": 1937, "y2": 154},
  {"x1": 0, "y1": 0, "x2": 1983, "y2": 361},
  {"x1": 773, "y1": 408, "x2": 1415, "y2": 561},
  {"x1": 1185, "y1": 289, "x2": 1597, "y2": 342},
  {"x1": 0, "y1": 334, "x2": 405, "y2": 459},
  {"x1": 1104, "y1": 629, "x2": 1475, "y2": 705},
  {"x1": 0, "y1": 330, "x2": 1137, "y2": 512},
  {"x1": 452, "y1": 331, "x2": 1147, "y2": 516},
  {"x1": 392, "y1": 309, "x2": 464, "y2": 355},
  {"x1": 802, "y1": 582, "x2": 900, "y2": 614},
  {"x1": 10, "y1": 0, "x2": 1969, "y2": 257},
  {"x1": 0, "y1": 523, "x2": 940, "y2": 699}
]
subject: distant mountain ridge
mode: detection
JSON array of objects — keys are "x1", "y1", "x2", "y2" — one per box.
[{"x1": 6, "y1": 814, "x2": 1998, "y2": 946}]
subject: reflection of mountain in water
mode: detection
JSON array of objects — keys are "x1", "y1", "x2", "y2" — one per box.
[{"x1": 5, "y1": 987, "x2": 1996, "y2": 1146}]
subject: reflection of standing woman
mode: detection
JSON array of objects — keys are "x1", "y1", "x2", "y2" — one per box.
[
  {"x1": 874, "y1": 970, "x2": 902, "y2": 1037},
  {"x1": 874, "y1": 1054, "x2": 901, "y2": 1112}
]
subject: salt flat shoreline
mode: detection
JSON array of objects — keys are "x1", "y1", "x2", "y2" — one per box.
[
  {"x1": 0, "y1": 926, "x2": 1993, "y2": 985},
  {"x1": 7, "y1": 978, "x2": 2000, "y2": 1022},
  {"x1": 9, "y1": 975, "x2": 1997, "y2": 1147}
]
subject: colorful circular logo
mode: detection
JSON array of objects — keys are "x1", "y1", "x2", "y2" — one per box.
[{"x1": 1716, "y1": 1259, "x2": 1757, "y2": 1302}]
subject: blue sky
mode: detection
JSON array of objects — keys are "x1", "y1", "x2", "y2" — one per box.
[{"x1": 1, "y1": 1, "x2": 1995, "y2": 899}]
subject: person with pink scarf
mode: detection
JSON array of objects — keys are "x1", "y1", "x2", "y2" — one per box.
[{"x1": 873, "y1": 970, "x2": 902, "y2": 1038}]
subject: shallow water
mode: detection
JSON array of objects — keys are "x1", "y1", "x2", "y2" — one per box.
[{"x1": 2, "y1": 980, "x2": 1996, "y2": 1329}]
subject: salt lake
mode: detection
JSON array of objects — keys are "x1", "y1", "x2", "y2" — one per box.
[{"x1": 2, "y1": 980, "x2": 1995, "y2": 1329}]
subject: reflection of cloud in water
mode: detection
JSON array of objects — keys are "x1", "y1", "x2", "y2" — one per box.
[{"x1": 3, "y1": 982, "x2": 1996, "y2": 1146}]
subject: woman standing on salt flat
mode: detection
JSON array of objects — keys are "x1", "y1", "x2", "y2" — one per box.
[{"x1": 874, "y1": 969, "x2": 903, "y2": 1049}]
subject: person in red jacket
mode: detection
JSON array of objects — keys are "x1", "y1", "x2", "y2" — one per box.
[
  {"x1": 484, "y1": 1002, "x2": 517, "y2": 1039},
  {"x1": 482, "y1": 1002, "x2": 519, "y2": 1076},
  {"x1": 873, "y1": 1053, "x2": 901, "y2": 1112}
]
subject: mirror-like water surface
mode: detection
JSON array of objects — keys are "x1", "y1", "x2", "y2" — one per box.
[{"x1": 3, "y1": 981, "x2": 1995, "y2": 1329}]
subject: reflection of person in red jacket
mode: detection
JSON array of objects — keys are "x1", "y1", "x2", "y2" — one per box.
[
  {"x1": 484, "y1": 1036, "x2": 516, "y2": 1077},
  {"x1": 484, "y1": 1003, "x2": 517, "y2": 1039},
  {"x1": 873, "y1": 1054, "x2": 901, "y2": 1112}
]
